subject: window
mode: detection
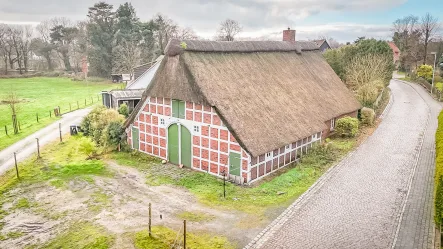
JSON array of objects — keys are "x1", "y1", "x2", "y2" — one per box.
[
  {"x1": 330, "y1": 118, "x2": 336, "y2": 131},
  {"x1": 172, "y1": 100, "x2": 185, "y2": 119},
  {"x1": 193, "y1": 125, "x2": 200, "y2": 132},
  {"x1": 312, "y1": 133, "x2": 317, "y2": 140},
  {"x1": 285, "y1": 144, "x2": 290, "y2": 150},
  {"x1": 265, "y1": 152, "x2": 272, "y2": 159},
  {"x1": 160, "y1": 118, "x2": 165, "y2": 125}
]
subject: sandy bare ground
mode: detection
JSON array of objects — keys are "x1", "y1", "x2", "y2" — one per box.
[{"x1": 0, "y1": 161, "x2": 263, "y2": 249}]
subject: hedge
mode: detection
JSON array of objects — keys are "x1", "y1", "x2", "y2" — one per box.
[
  {"x1": 435, "y1": 111, "x2": 443, "y2": 225},
  {"x1": 360, "y1": 107, "x2": 375, "y2": 126},
  {"x1": 335, "y1": 116, "x2": 359, "y2": 137}
]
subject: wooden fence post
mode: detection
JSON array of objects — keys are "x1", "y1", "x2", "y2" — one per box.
[
  {"x1": 18, "y1": 121, "x2": 21, "y2": 131},
  {"x1": 36, "y1": 138, "x2": 40, "y2": 159},
  {"x1": 59, "y1": 123, "x2": 62, "y2": 143},
  {"x1": 183, "y1": 220, "x2": 186, "y2": 249},
  {"x1": 5, "y1": 125, "x2": 7, "y2": 136},
  {"x1": 69, "y1": 103, "x2": 72, "y2": 111},
  {"x1": 149, "y1": 203, "x2": 152, "y2": 237},
  {"x1": 14, "y1": 152, "x2": 19, "y2": 179},
  {"x1": 36, "y1": 113, "x2": 39, "y2": 123},
  {"x1": 49, "y1": 110, "x2": 52, "y2": 118}
]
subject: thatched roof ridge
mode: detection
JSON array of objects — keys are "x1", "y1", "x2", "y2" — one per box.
[
  {"x1": 164, "y1": 39, "x2": 322, "y2": 55},
  {"x1": 127, "y1": 39, "x2": 361, "y2": 157}
]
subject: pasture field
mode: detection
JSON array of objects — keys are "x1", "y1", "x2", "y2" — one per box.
[{"x1": 0, "y1": 77, "x2": 118, "y2": 150}]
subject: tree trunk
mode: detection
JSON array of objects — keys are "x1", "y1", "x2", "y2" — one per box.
[
  {"x1": 8, "y1": 54, "x2": 14, "y2": 69},
  {"x1": 3, "y1": 57, "x2": 7, "y2": 75},
  {"x1": 62, "y1": 51, "x2": 71, "y2": 71},
  {"x1": 12, "y1": 114, "x2": 18, "y2": 134},
  {"x1": 423, "y1": 41, "x2": 428, "y2": 65},
  {"x1": 23, "y1": 52, "x2": 28, "y2": 73}
]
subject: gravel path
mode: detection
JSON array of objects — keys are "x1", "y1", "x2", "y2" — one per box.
[
  {"x1": 0, "y1": 108, "x2": 91, "y2": 175},
  {"x1": 245, "y1": 80, "x2": 442, "y2": 249}
]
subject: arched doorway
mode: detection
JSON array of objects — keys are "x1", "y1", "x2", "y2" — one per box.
[{"x1": 167, "y1": 123, "x2": 192, "y2": 167}]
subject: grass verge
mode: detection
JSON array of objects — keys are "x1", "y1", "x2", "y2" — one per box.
[
  {"x1": 44, "y1": 222, "x2": 114, "y2": 249},
  {"x1": 0, "y1": 77, "x2": 118, "y2": 150},
  {"x1": 434, "y1": 111, "x2": 443, "y2": 225},
  {"x1": 0, "y1": 135, "x2": 112, "y2": 195},
  {"x1": 134, "y1": 226, "x2": 235, "y2": 249},
  {"x1": 111, "y1": 137, "x2": 356, "y2": 216}
]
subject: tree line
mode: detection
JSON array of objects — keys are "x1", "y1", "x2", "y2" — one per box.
[
  {"x1": 392, "y1": 13, "x2": 442, "y2": 71},
  {"x1": 0, "y1": 1, "x2": 243, "y2": 78}
]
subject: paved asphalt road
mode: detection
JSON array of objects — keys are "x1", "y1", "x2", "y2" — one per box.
[
  {"x1": 0, "y1": 107, "x2": 91, "y2": 175},
  {"x1": 245, "y1": 80, "x2": 442, "y2": 249}
]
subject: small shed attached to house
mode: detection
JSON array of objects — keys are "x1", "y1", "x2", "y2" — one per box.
[
  {"x1": 102, "y1": 56, "x2": 164, "y2": 111},
  {"x1": 125, "y1": 29, "x2": 361, "y2": 184}
]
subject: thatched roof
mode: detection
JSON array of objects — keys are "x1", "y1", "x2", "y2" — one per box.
[{"x1": 127, "y1": 39, "x2": 361, "y2": 157}]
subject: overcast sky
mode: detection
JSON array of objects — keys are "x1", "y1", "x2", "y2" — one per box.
[{"x1": 0, "y1": 0, "x2": 441, "y2": 43}]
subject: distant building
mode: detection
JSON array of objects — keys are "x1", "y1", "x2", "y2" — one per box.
[
  {"x1": 387, "y1": 42, "x2": 401, "y2": 68},
  {"x1": 102, "y1": 56, "x2": 164, "y2": 112}
]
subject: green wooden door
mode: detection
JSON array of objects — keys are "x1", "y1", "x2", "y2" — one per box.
[
  {"x1": 172, "y1": 100, "x2": 185, "y2": 119},
  {"x1": 168, "y1": 124, "x2": 179, "y2": 164},
  {"x1": 229, "y1": 152, "x2": 241, "y2": 176},
  {"x1": 132, "y1": 126, "x2": 139, "y2": 150},
  {"x1": 180, "y1": 125, "x2": 192, "y2": 167}
]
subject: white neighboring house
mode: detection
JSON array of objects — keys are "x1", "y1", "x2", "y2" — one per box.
[{"x1": 102, "y1": 55, "x2": 164, "y2": 112}]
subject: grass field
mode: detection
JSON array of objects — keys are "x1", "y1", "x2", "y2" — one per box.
[{"x1": 0, "y1": 77, "x2": 118, "y2": 150}]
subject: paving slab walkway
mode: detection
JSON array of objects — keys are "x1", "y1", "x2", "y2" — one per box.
[
  {"x1": 245, "y1": 80, "x2": 442, "y2": 249},
  {"x1": 0, "y1": 107, "x2": 92, "y2": 175}
]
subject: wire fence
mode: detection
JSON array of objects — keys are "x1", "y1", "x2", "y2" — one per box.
[{"x1": 0, "y1": 94, "x2": 102, "y2": 139}]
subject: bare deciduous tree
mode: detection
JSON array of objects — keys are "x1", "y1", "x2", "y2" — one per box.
[
  {"x1": 5, "y1": 91, "x2": 21, "y2": 134},
  {"x1": 217, "y1": 19, "x2": 242, "y2": 41},
  {"x1": 113, "y1": 39, "x2": 141, "y2": 75},
  {"x1": 420, "y1": 13, "x2": 440, "y2": 64}
]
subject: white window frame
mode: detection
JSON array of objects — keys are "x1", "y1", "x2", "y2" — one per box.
[
  {"x1": 330, "y1": 118, "x2": 336, "y2": 131},
  {"x1": 193, "y1": 125, "x2": 200, "y2": 133},
  {"x1": 265, "y1": 152, "x2": 272, "y2": 161},
  {"x1": 160, "y1": 118, "x2": 165, "y2": 125},
  {"x1": 285, "y1": 144, "x2": 290, "y2": 150}
]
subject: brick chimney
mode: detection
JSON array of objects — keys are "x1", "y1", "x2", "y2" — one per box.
[{"x1": 283, "y1": 28, "x2": 296, "y2": 42}]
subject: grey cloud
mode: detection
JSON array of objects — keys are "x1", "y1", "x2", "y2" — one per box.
[{"x1": 0, "y1": 0, "x2": 403, "y2": 41}]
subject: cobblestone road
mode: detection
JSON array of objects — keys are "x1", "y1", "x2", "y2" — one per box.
[{"x1": 245, "y1": 80, "x2": 442, "y2": 249}]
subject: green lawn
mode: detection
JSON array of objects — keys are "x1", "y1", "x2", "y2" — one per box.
[
  {"x1": 111, "y1": 137, "x2": 356, "y2": 216},
  {"x1": 0, "y1": 77, "x2": 118, "y2": 150}
]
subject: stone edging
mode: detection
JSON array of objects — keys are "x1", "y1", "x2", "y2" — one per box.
[{"x1": 244, "y1": 86, "x2": 396, "y2": 249}]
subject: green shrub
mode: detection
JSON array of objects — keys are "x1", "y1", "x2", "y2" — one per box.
[
  {"x1": 79, "y1": 137, "x2": 99, "y2": 159},
  {"x1": 360, "y1": 107, "x2": 375, "y2": 126},
  {"x1": 417, "y1": 64, "x2": 433, "y2": 82},
  {"x1": 101, "y1": 121, "x2": 125, "y2": 149},
  {"x1": 335, "y1": 117, "x2": 359, "y2": 137},
  {"x1": 81, "y1": 106, "x2": 125, "y2": 147},
  {"x1": 435, "y1": 111, "x2": 443, "y2": 225},
  {"x1": 118, "y1": 103, "x2": 129, "y2": 118}
]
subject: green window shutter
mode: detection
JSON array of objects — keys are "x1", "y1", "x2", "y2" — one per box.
[
  {"x1": 229, "y1": 152, "x2": 241, "y2": 176},
  {"x1": 178, "y1": 101, "x2": 186, "y2": 119},
  {"x1": 172, "y1": 100, "x2": 179, "y2": 118}
]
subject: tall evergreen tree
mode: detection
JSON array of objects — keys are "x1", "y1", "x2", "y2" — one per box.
[{"x1": 87, "y1": 2, "x2": 116, "y2": 77}]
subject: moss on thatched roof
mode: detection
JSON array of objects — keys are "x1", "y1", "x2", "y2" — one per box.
[{"x1": 127, "y1": 39, "x2": 361, "y2": 157}]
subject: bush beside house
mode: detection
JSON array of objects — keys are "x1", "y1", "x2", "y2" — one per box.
[
  {"x1": 335, "y1": 117, "x2": 359, "y2": 137},
  {"x1": 435, "y1": 111, "x2": 443, "y2": 225},
  {"x1": 360, "y1": 107, "x2": 375, "y2": 126},
  {"x1": 81, "y1": 106, "x2": 126, "y2": 150}
]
